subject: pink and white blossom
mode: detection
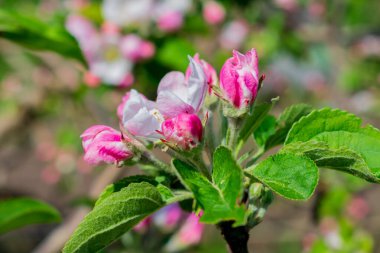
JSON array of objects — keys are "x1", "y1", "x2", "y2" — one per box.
[
  {"x1": 220, "y1": 49, "x2": 260, "y2": 109},
  {"x1": 154, "y1": 0, "x2": 192, "y2": 32},
  {"x1": 156, "y1": 57, "x2": 207, "y2": 118},
  {"x1": 102, "y1": 0, "x2": 154, "y2": 27},
  {"x1": 185, "y1": 53, "x2": 217, "y2": 94},
  {"x1": 164, "y1": 213, "x2": 204, "y2": 252},
  {"x1": 66, "y1": 15, "x2": 153, "y2": 87},
  {"x1": 153, "y1": 203, "x2": 182, "y2": 231},
  {"x1": 80, "y1": 125, "x2": 133, "y2": 165},
  {"x1": 161, "y1": 113, "x2": 203, "y2": 149},
  {"x1": 120, "y1": 35, "x2": 155, "y2": 61},
  {"x1": 203, "y1": 1, "x2": 225, "y2": 25},
  {"x1": 119, "y1": 89, "x2": 163, "y2": 139},
  {"x1": 219, "y1": 20, "x2": 249, "y2": 50}
]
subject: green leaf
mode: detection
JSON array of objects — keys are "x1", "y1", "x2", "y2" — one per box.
[
  {"x1": 0, "y1": 9, "x2": 85, "y2": 64},
  {"x1": 285, "y1": 108, "x2": 380, "y2": 178},
  {"x1": 265, "y1": 103, "x2": 313, "y2": 149},
  {"x1": 0, "y1": 198, "x2": 61, "y2": 234},
  {"x1": 247, "y1": 153, "x2": 319, "y2": 200},
  {"x1": 254, "y1": 115, "x2": 277, "y2": 147},
  {"x1": 63, "y1": 182, "x2": 164, "y2": 253},
  {"x1": 238, "y1": 99, "x2": 277, "y2": 144},
  {"x1": 281, "y1": 141, "x2": 380, "y2": 183},
  {"x1": 95, "y1": 175, "x2": 157, "y2": 206},
  {"x1": 173, "y1": 146, "x2": 246, "y2": 226},
  {"x1": 285, "y1": 108, "x2": 361, "y2": 144}
]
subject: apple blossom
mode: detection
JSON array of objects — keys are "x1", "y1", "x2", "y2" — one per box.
[
  {"x1": 156, "y1": 57, "x2": 207, "y2": 118},
  {"x1": 119, "y1": 89, "x2": 162, "y2": 139},
  {"x1": 220, "y1": 49, "x2": 260, "y2": 109},
  {"x1": 80, "y1": 125, "x2": 133, "y2": 165},
  {"x1": 161, "y1": 113, "x2": 203, "y2": 150},
  {"x1": 185, "y1": 53, "x2": 217, "y2": 94},
  {"x1": 120, "y1": 35, "x2": 155, "y2": 61},
  {"x1": 66, "y1": 15, "x2": 154, "y2": 87},
  {"x1": 203, "y1": 1, "x2": 226, "y2": 25}
]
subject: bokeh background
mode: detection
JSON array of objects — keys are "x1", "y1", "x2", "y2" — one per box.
[{"x1": 0, "y1": 0, "x2": 379, "y2": 252}]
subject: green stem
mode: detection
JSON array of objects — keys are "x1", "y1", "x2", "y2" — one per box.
[
  {"x1": 140, "y1": 152, "x2": 175, "y2": 176},
  {"x1": 227, "y1": 117, "x2": 239, "y2": 151}
]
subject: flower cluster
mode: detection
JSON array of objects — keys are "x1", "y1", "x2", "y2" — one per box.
[
  {"x1": 81, "y1": 48, "x2": 262, "y2": 165},
  {"x1": 102, "y1": 0, "x2": 192, "y2": 32},
  {"x1": 66, "y1": 15, "x2": 155, "y2": 87}
]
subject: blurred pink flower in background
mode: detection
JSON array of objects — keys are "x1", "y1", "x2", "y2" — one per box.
[
  {"x1": 274, "y1": 0, "x2": 298, "y2": 12},
  {"x1": 102, "y1": 0, "x2": 192, "y2": 32},
  {"x1": 203, "y1": 1, "x2": 225, "y2": 25},
  {"x1": 346, "y1": 197, "x2": 370, "y2": 221},
  {"x1": 153, "y1": 203, "x2": 182, "y2": 232},
  {"x1": 133, "y1": 217, "x2": 152, "y2": 233},
  {"x1": 219, "y1": 20, "x2": 249, "y2": 50},
  {"x1": 66, "y1": 15, "x2": 154, "y2": 87},
  {"x1": 165, "y1": 213, "x2": 204, "y2": 252}
]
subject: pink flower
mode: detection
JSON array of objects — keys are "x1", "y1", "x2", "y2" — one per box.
[
  {"x1": 220, "y1": 49, "x2": 260, "y2": 109},
  {"x1": 219, "y1": 20, "x2": 249, "y2": 50},
  {"x1": 66, "y1": 15, "x2": 136, "y2": 87},
  {"x1": 157, "y1": 11, "x2": 184, "y2": 32},
  {"x1": 156, "y1": 57, "x2": 207, "y2": 118},
  {"x1": 161, "y1": 113, "x2": 203, "y2": 150},
  {"x1": 185, "y1": 53, "x2": 217, "y2": 94},
  {"x1": 120, "y1": 35, "x2": 155, "y2": 61},
  {"x1": 119, "y1": 89, "x2": 162, "y2": 139},
  {"x1": 133, "y1": 217, "x2": 152, "y2": 233},
  {"x1": 80, "y1": 125, "x2": 133, "y2": 165},
  {"x1": 346, "y1": 197, "x2": 370, "y2": 220},
  {"x1": 165, "y1": 213, "x2": 204, "y2": 252},
  {"x1": 203, "y1": 1, "x2": 225, "y2": 25},
  {"x1": 153, "y1": 203, "x2": 182, "y2": 231}
]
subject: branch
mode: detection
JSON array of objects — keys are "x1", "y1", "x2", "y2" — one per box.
[{"x1": 220, "y1": 221, "x2": 250, "y2": 253}]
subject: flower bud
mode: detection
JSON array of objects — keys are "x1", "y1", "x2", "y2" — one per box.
[
  {"x1": 203, "y1": 1, "x2": 225, "y2": 25},
  {"x1": 185, "y1": 53, "x2": 217, "y2": 94},
  {"x1": 220, "y1": 49, "x2": 260, "y2": 109},
  {"x1": 157, "y1": 11, "x2": 183, "y2": 32},
  {"x1": 80, "y1": 125, "x2": 133, "y2": 165},
  {"x1": 161, "y1": 113, "x2": 203, "y2": 150},
  {"x1": 164, "y1": 213, "x2": 204, "y2": 252}
]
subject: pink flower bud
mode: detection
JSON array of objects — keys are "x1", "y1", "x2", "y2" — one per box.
[
  {"x1": 185, "y1": 53, "x2": 217, "y2": 94},
  {"x1": 220, "y1": 49, "x2": 260, "y2": 109},
  {"x1": 83, "y1": 71, "x2": 101, "y2": 87},
  {"x1": 157, "y1": 11, "x2": 183, "y2": 32},
  {"x1": 153, "y1": 203, "x2": 182, "y2": 232},
  {"x1": 80, "y1": 125, "x2": 133, "y2": 165},
  {"x1": 165, "y1": 213, "x2": 204, "y2": 252},
  {"x1": 133, "y1": 217, "x2": 152, "y2": 233},
  {"x1": 203, "y1": 1, "x2": 225, "y2": 25},
  {"x1": 161, "y1": 113, "x2": 203, "y2": 150},
  {"x1": 120, "y1": 35, "x2": 155, "y2": 61}
]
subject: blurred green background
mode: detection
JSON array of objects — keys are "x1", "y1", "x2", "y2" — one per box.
[{"x1": 0, "y1": 0, "x2": 379, "y2": 252}]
